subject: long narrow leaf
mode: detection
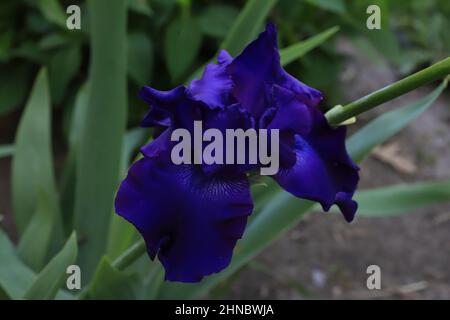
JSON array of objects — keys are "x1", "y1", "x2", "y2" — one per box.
[
  {"x1": 17, "y1": 191, "x2": 54, "y2": 271},
  {"x1": 24, "y1": 233, "x2": 77, "y2": 300},
  {"x1": 348, "y1": 82, "x2": 446, "y2": 163},
  {"x1": 0, "y1": 229, "x2": 36, "y2": 299},
  {"x1": 106, "y1": 129, "x2": 148, "y2": 260},
  {"x1": 280, "y1": 26, "x2": 339, "y2": 66},
  {"x1": 73, "y1": 0, "x2": 127, "y2": 279},
  {"x1": 60, "y1": 84, "x2": 89, "y2": 233},
  {"x1": 88, "y1": 257, "x2": 140, "y2": 300},
  {"x1": 0, "y1": 229, "x2": 72, "y2": 300},
  {"x1": 11, "y1": 69, "x2": 62, "y2": 244},
  {"x1": 220, "y1": 0, "x2": 278, "y2": 56},
  {"x1": 356, "y1": 180, "x2": 450, "y2": 217}
]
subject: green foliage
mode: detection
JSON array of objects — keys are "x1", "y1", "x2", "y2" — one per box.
[
  {"x1": 197, "y1": 4, "x2": 239, "y2": 38},
  {"x1": 88, "y1": 257, "x2": 141, "y2": 300},
  {"x1": 73, "y1": 0, "x2": 128, "y2": 281},
  {"x1": 24, "y1": 233, "x2": 77, "y2": 300},
  {"x1": 164, "y1": 15, "x2": 202, "y2": 82},
  {"x1": 11, "y1": 69, "x2": 62, "y2": 243},
  {"x1": 280, "y1": 26, "x2": 339, "y2": 66},
  {"x1": 220, "y1": 0, "x2": 278, "y2": 56},
  {"x1": 356, "y1": 180, "x2": 450, "y2": 217},
  {"x1": 0, "y1": 229, "x2": 36, "y2": 299},
  {"x1": 18, "y1": 191, "x2": 55, "y2": 271},
  {"x1": 348, "y1": 81, "x2": 446, "y2": 162},
  {"x1": 128, "y1": 33, "x2": 153, "y2": 85},
  {"x1": 0, "y1": 65, "x2": 32, "y2": 115}
]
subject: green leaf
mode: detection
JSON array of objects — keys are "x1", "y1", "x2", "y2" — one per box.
[
  {"x1": 60, "y1": 84, "x2": 89, "y2": 233},
  {"x1": 88, "y1": 256, "x2": 141, "y2": 299},
  {"x1": 304, "y1": 0, "x2": 346, "y2": 14},
  {"x1": 165, "y1": 16, "x2": 202, "y2": 81},
  {"x1": 280, "y1": 26, "x2": 339, "y2": 66},
  {"x1": 347, "y1": 82, "x2": 446, "y2": 163},
  {"x1": 74, "y1": 0, "x2": 127, "y2": 281},
  {"x1": 24, "y1": 233, "x2": 78, "y2": 300},
  {"x1": 11, "y1": 68, "x2": 62, "y2": 238},
  {"x1": 17, "y1": 191, "x2": 54, "y2": 271},
  {"x1": 0, "y1": 229, "x2": 72, "y2": 300},
  {"x1": 0, "y1": 144, "x2": 14, "y2": 159},
  {"x1": 197, "y1": 5, "x2": 239, "y2": 38},
  {"x1": 355, "y1": 180, "x2": 450, "y2": 217},
  {"x1": 128, "y1": 0, "x2": 153, "y2": 16},
  {"x1": 220, "y1": 0, "x2": 278, "y2": 56},
  {"x1": 0, "y1": 229, "x2": 36, "y2": 299},
  {"x1": 128, "y1": 32, "x2": 153, "y2": 85},
  {"x1": 36, "y1": 0, "x2": 67, "y2": 27},
  {"x1": 48, "y1": 45, "x2": 82, "y2": 104},
  {"x1": 0, "y1": 64, "x2": 32, "y2": 116},
  {"x1": 106, "y1": 128, "x2": 148, "y2": 260},
  {"x1": 0, "y1": 285, "x2": 10, "y2": 300}
]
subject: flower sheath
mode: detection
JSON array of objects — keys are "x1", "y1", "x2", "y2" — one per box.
[{"x1": 115, "y1": 24, "x2": 359, "y2": 282}]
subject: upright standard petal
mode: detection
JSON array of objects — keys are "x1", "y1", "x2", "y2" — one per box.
[
  {"x1": 227, "y1": 23, "x2": 279, "y2": 118},
  {"x1": 273, "y1": 108, "x2": 359, "y2": 222},
  {"x1": 115, "y1": 157, "x2": 254, "y2": 282},
  {"x1": 139, "y1": 85, "x2": 186, "y2": 127},
  {"x1": 188, "y1": 50, "x2": 235, "y2": 109}
]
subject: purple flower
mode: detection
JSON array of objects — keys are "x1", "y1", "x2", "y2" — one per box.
[{"x1": 115, "y1": 24, "x2": 359, "y2": 282}]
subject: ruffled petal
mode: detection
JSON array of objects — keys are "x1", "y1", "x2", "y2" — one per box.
[
  {"x1": 139, "y1": 85, "x2": 186, "y2": 127},
  {"x1": 275, "y1": 69, "x2": 323, "y2": 108},
  {"x1": 115, "y1": 157, "x2": 254, "y2": 282},
  {"x1": 188, "y1": 50, "x2": 235, "y2": 110},
  {"x1": 227, "y1": 23, "x2": 279, "y2": 118},
  {"x1": 267, "y1": 85, "x2": 312, "y2": 135},
  {"x1": 140, "y1": 128, "x2": 173, "y2": 159},
  {"x1": 273, "y1": 108, "x2": 359, "y2": 222}
]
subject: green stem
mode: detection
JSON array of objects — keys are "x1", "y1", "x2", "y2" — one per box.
[
  {"x1": 326, "y1": 56, "x2": 450, "y2": 126},
  {"x1": 112, "y1": 239, "x2": 147, "y2": 271}
]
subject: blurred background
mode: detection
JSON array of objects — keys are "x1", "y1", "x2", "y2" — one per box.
[{"x1": 0, "y1": 0, "x2": 449, "y2": 299}]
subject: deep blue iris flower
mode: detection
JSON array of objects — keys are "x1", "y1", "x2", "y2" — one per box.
[{"x1": 115, "y1": 24, "x2": 359, "y2": 282}]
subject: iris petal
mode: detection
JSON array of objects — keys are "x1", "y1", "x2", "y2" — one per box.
[
  {"x1": 115, "y1": 157, "x2": 253, "y2": 282},
  {"x1": 275, "y1": 70, "x2": 323, "y2": 108},
  {"x1": 273, "y1": 108, "x2": 359, "y2": 221},
  {"x1": 139, "y1": 85, "x2": 186, "y2": 127},
  {"x1": 268, "y1": 85, "x2": 312, "y2": 135},
  {"x1": 188, "y1": 50, "x2": 235, "y2": 109},
  {"x1": 227, "y1": 23, "x2": 278, "y2": 118}
]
